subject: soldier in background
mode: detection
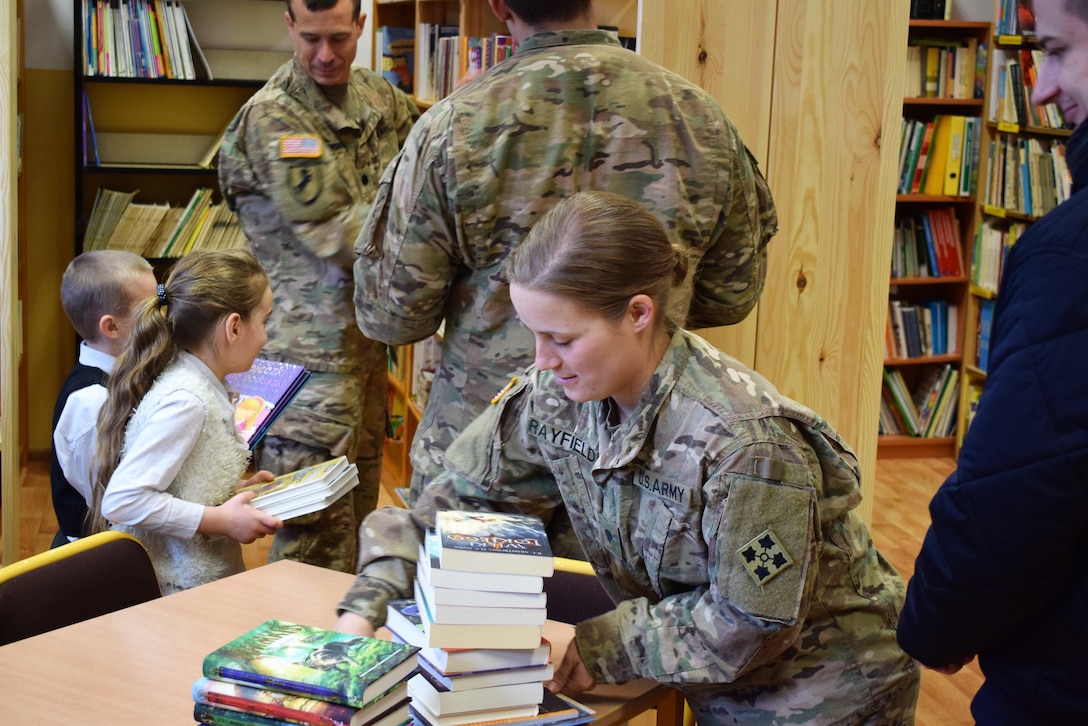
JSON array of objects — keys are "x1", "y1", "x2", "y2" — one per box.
[
  {"x1": 218, "y1": 0, "x2": 419, "y2": 572},
  {"x1": 336, "y1": 193, "x2": 919, "y2": 723},
  {"x1": 354, "y1": 0, "x2": 777, "y2": 505}
]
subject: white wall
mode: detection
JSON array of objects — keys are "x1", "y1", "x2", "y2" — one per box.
[{"x1": 25, "y1": 0, "x2": 376, "y2": 72}]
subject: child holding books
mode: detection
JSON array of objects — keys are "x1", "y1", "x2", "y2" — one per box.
[
  {"x1": 51, "y1": 250, "x2": 158, "y2": 547},
  {"x1": 336, "y1": 192, "x2": 919, "y2": 724},
  {"x1": 89, "y1": 249, "x2": 282, "y2": 594}
]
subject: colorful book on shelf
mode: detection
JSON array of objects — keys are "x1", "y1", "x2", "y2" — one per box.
[
  {"x1": 435, "y1": 510, "x2": 554, "y2": 577},
  {"x1": 943, "y1": 114, "x2": 966, "y2": 197},
  {"x1": 379, "y1": 25, "x2": 415, "y2": 93},
  {"x1": 237, "y1": 455, "x2": 358, "y2": 521},
  {"x1": 192, "y1": 676, "x2": 410, "y2": 726},
  {"x1": 420, "y1": 529, "x2": 546, "y2": 594},
  {"x1": 202, "y1": 619, "x2": 419, "y2": 709},
  {"x1": 406, "y1": 671, "x2": 544, "y2": 717},
  {"x1": 225, "y1": 358, "x2": 311, "y2": 449},
  {"x1": 921, "y1": 115, "x2": 953, "y2": 196},
  {"x1": 409, "y1": 689, "x2": 594, "y2": 726}
]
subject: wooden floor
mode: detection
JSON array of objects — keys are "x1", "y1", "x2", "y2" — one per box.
[{"x1": 2, "y1": 455, "x2": 981, "y2": 724}]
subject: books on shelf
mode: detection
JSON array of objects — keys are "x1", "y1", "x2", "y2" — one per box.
[
  {"x1": 202, "y1": 619, "x2": 419, "y2": 709},
  {"x1": 435, "y1": 510, "x2": 554, "y2": 578},
  {"x1": 379, "y1": 26, "x2": 415, "y2": 94},
  {"x1": 192, "y1": 676, "x2": 410, "y2": 726},
  {"x1": 82, "y1": 0, "x2": 206, "y2": 80},
  {"x1": 238, "y1": 455, "x2": 358, "y2": 521},
  {"x1": 881, "y1": 365, "x2": 959, "y2": 438},
  {"x1": 225, "y1": 358, "x2": 311, "y2": 449}
]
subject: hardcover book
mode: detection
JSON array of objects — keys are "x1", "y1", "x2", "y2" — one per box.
[
  {"x1": 192, "y1": 676, "x2": 409, "y2": 726},
  {"x1": 194, "y1": 700, "x2": 411, "y2": 726},
  {"x1": 420, "y1": 531, "x2": 545, "y2": 594},
  {"x1": 409, "y1": 690, "x2": 594, "y2": 726},
  {"x1": 435, "y1": 510, "x2": 554, "y2": 577},
  {"x1": 238, "y1": 456, "x2": 359, "y2": 521},
  {"x1": 202, "y1": 619, "x2": 419, "y2": 709},
  {"x1": 407, "y1": 671, "x2": 544, "y2": 716},
  {"x1": 226, "y1": 358, "x2": 311, "y2": 449}
]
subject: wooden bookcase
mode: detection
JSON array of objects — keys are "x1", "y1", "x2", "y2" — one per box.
[
  {"x1": 72, "y1": 0, "x2": 290, "y2": 259},
  {"x1": 956, "y1": 0, "x2": 1073, "y2": 448},
  {"x1": 879, "y1": 19, "x2": 991, "y2": 459}
]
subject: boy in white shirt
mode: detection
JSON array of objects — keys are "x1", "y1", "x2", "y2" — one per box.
[{"x1": 50, "y1": 250, "x2": 157, "y2": 547}]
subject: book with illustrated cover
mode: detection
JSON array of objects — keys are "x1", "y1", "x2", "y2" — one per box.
[
  {"x1": 435, "y1": 510, "x2": 554, "y2": 577},
  {"x1": 409, "y1": 690, "x2": 594, "y2": 726},
  {"x1": 202, "y1": 619, "x2": 419, "y2": 709},
  {"x1": 226, "y1": 358, "x2": 311, "y2": 449},
  {"x1": 420, "y1": 531, "x2": 545, "y2": 594},
  {"x1": 192, "y1": 676, "x2": 409, "y2": 726},
  {"x1": 238, "y1": 456, "x2": 358, "y2": 521},
  {"x1": 193, "y1": 700, "x2": 411, "y2": 726},
  {"x1": 407, "y1": 671, "x2": 544, "y2": 716}
]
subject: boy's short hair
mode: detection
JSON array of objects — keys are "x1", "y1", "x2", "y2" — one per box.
[{"x1": 60, "y1": 251, "x2": 154, "y2": 342}]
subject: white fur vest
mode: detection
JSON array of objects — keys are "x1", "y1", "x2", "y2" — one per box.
[{"x1": 116, "y1": 356, "x2": 250, "y2": 591}]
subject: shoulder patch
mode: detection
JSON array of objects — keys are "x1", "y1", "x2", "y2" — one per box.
[
  {"x1": 279, "y1": 134, "x2": 322, "y2": 158},
  {"x1": 490, "y1": 376, "x2": 519, "y2": 405},
  {"x1": 737, "y1": 528, "x2": 793, "y2": 586}
]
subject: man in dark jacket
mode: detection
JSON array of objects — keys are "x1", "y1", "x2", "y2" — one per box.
[{"x1": 897, "y1": 0, "x2": 1088, "y2": 722}]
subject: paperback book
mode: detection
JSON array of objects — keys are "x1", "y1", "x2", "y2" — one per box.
[
  {"x1": 417, "y1": 657, "x2": 554, "y2": 692},
  {"x1": 420, "y1": 530, "x2": 545, "y2": 594},
  {"x1": 386, "y1": 595, "x2": 542, "y2": 650},
  {"x1": 414, "y1": 579, "x2": 547, "y2": 626},
  {"x1": 192, "y1": 676, "x2": 409, "y2": 726},
  {"x1": 238, "y1": 456, "x2": 359, "y2": 520},
  {"x1": 406, "y1": 671, "x2": 544, "y2": 716},
  {"x1": 226, "y1": 358, "x2": 311, "y2": 449},
  {"x1": 435, "y1": 510, "x2": 554, "y2": 577},
  {"x1": 409, "y1": 690, "x2": 594, "y2": 726},
  {"x1": 202, "y1": 619, "x2": 419, "y2": 709}
]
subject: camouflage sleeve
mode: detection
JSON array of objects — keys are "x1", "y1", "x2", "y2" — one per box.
[
  {"x1": 353, "y1": 108, "x2": 462, "y2": 345},
  {"x1": 686, "y1": 142, "x2": 778, "y2": 329},
  {"x1": 575, "y1": 442, "x2": 819, "y2": 686},
  {"x1": 221, "y1": 104, "x2": 369, "y2": 269}
]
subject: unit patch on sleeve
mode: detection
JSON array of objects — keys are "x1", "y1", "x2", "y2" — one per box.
[
  {"x1": 279, "y1": 134, "x2": 322, "y2": 158},
  {"x1": 737, "y1": 528, "x2": 793, "y2": 586}
]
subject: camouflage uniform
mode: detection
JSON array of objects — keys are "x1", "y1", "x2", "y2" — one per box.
[
  {"x1": 354, "y1": 30, "x2": 777, "y2": 504},
  {"x1": 219, "y1": 57, "x2": 419, "y2": 572},
  {"x1": 339, "y1": 331, "x2": 919, "y2": 724}
]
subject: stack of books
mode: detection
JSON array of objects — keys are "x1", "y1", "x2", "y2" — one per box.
[
  {"x1": 194, "y1": 619, "x2": 419, "y2": 726},
  {"x1": 385, "y1": 510, "x2": 594, "y2": 726}
]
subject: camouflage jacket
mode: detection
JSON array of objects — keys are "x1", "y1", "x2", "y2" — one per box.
[
  {"x1": 220, "y1": 57, "x2": 419, "y2": 373},
  {"x1": 339, "y1": 331, "x2": 915, "y2": 720},
  {"x1": 353, "y1": 30, "x2": 778, "y2": 488}
]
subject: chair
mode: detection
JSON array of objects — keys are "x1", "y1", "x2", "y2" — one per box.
[
  {"x1": 0, "y1": 530, "x2": 162, "y2": 645},
  {"x1": 544, "y1": 556, "x2": 615, "y2": 625}
]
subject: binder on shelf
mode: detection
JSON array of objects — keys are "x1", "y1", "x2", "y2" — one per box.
[{"x1": 943, "y1": 115, "x2": 967, "y2": 197}]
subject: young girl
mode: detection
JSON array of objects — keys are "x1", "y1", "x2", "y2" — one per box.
[
  {"x1": 90, "y1": 249, "x2": 282, "y2": 594},
  {"x1": 336, "y1": 191, "x2": 920, "y2": 723}
]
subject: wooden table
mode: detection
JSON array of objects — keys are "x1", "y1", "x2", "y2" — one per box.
[{"x1": 0, "y1": 560, "x2": 684, "y2": 725}]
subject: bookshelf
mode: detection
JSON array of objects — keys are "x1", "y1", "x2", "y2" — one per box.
[
  {"x1": 72, "y1": 0, "x2": 291, "y2": 261},
  {"x1": 956, "y1": 0, "x2": 1073, "y2": 448},
  {"x1": 879, "y1": 18, "x2": 991, "y2": 459}
]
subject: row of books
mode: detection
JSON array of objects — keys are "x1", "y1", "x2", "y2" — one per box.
[
  {"x1": 196, "y1": 619, "x2": 419, "y2": 726},
  {"x1": 891, "y1": 207, "x2": 965, "y2": 280},
  {"x1": 905, "y1": 37, "x2": 984, "y2": 100},
  {"x1": 995, "y1": 0, "x2": 1035, "y2": 37},
  {"x1": 887, "y1": 298, "x2": 959, "y2": 360},
  {"x1": 82, "y1": 0, "x2": 209, "y2": 80},
  {"x1": 983, "y1": 133, "x2": 1071, "y2": 219},
  {"x1": 971, "y1": 218, "x2": 1025, "y2": 296},
  {"x1": 897, "y1": 114, "x2": 981, "y2": 197},
  {"x1": 988, "y1": 47, "x2": 1068, "y2": 130},
  {"x1": 82, "y1": 187, "x2": 246, "y2": 258},
  {"x1": 975, "y1": 297, "x2": 997, "y2": 374},
  {"x1": 385, "y1": 510, "x2": 595, "y2": 726},
  {"x1": 881, "y1": 364, "x2": 959, "y2": 438}
]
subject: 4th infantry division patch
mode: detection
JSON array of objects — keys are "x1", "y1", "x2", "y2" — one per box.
[{"x1": 738, "y1": 528, "x2": 793, "y2": 586}]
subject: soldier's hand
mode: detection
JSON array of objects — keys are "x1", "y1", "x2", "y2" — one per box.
[
  {"x1": 545, "y1": 638, "x2": 596, "y2": 697},
  {"x1": 333, "y1": 611, "x2": 376, "y2": 637}
]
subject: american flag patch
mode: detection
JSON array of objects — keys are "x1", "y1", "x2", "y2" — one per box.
[{"x1": 279, "y1": 135, "x2": 322, "y2": 158}]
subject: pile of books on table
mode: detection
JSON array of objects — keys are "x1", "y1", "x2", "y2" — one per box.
[
  {"x1": 384, "y1": 510, "x2": 595, "y2": 726},
  {"x1": 193, "y1": 619, "x2": 419, "y2": 726}
]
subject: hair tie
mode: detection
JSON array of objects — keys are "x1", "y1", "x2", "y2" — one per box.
[{"x1": 156, "y1": 283, "x2": 168, "y2": 306}]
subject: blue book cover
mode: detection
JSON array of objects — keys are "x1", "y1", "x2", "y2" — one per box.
[
  {"x1": 436, "y1": 510, "x2": 554, "y2": 577},
  {"x1": 379, "y1": 26, "x2": 415, "y2": 93},
  {"x1": 225, "y1": 358, "x2": 310, "y2": 449}
]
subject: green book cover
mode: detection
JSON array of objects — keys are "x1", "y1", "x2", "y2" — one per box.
[{"x1": 202, "y1": 619, "x2": 419, "y2": 709}]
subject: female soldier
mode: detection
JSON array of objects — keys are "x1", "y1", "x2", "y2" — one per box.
[{"x1": 336, "y1": 191, "x2": 919, "y2": 724}]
